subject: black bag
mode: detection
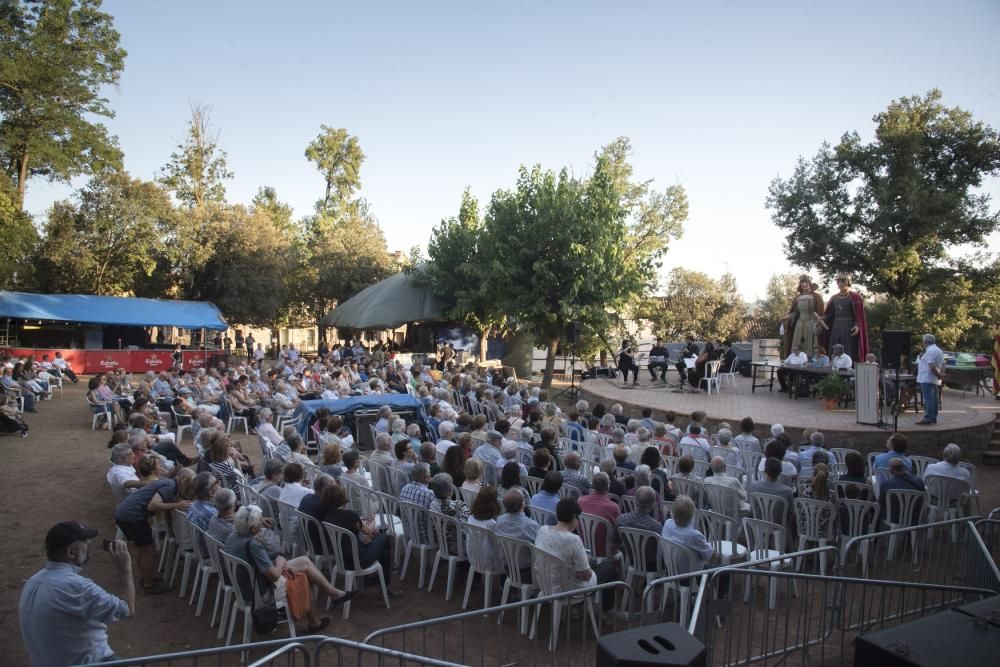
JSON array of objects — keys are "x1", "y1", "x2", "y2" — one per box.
[
  {"x1": 243, "y1": 541, "x2": 278, "y2": 635},
  {"x1": 0, "y1": 411, "x2": 27, "y2": 436}
]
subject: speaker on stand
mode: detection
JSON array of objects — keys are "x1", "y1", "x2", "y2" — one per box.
[
  {"x1": 881, "y1": 330, "x2": 911, "y2": 432},
  {"x1": 553, "y1": 322, "x2": 583, "y2": 401}
]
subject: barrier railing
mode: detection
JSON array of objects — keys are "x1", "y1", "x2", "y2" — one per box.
[
  {"x1": 364, "y1": 581, "x2": 637, "y2": 666},
  {"x1": 85, "y1": 635, "x2": 464, "y2": 667}
]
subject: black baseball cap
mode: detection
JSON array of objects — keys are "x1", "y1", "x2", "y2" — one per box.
[{"x1": 45, "y1": 521, "x2": 99, "y2": 551}]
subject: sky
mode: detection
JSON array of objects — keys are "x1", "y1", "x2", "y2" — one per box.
[{"x1": 21, "y1": 0, "x2": 1000, "y2": 301}]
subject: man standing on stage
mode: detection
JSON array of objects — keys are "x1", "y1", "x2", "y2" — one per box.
[
  {"x1": 648, "y1": 337, "x2": 670, "y2": 382},
  {"x1": 915, "y1": 333, "x2": 944, "y2": 425}
]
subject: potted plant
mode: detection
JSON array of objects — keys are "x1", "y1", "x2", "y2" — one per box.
[{"x1": 816, "y1": 373, "x2": 850, "y2": 409}]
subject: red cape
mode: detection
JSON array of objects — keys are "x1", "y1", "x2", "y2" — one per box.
[{"x1": 821, "y1": 291, "x2": 869, "y2": 362}]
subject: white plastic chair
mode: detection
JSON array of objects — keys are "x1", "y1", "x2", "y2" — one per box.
[
  {"x1": 294, "y1": 510, "x2": 336, "y2": 581},
  {"x1": 576, "y1": 512, "x2": 620, "y2": 566},
  {"x1": 529, "y1": 546, "x2": 600, "y2": 652},
  {"x1": 172, "y1": 406, "x2": 193, "y2": 442},
  {"x1": 618, "y1": 527, "x2": 665, "y2": 612},
  {"x1": 749, "y1": 492, "x2": 790, "y2": 538},
  {"x1": 219, "y1": 551, "x2": 296, "y2": 648},
  {"x1": 793, "y1": 497, "x2": 835, "y2": 574},
  {"x1": 323, "y1": 521, "x2": 391, "y2": 618},
  {"x1": 925, "y1": 474, "x2": 970, "y2": 541},
  {"x1": 830, "y1": 447, "x2": 861, "y2": 466},
  {"x1": 524, "y1": 476, "x2": 544, "y2": 496},
  {"x1": 463, "y1": 523, "x2": 505, "y2": 610},
  {"x1": 697, "y1": 360, "x2": 722, "y2": 395},
  {"x1": 226, "y1": 398, "x2": 249, "y2": 434},
  {"x1": 718, "y1": 356, "x2": 739, "y2": 385},
  {"x1": 185, "y1": 521, "x2": 220, "y2": 618},
  {"x1": 671, "y1": 477, "x2": 706, "y2": 509},
  {"x1": 741, "y1": 517, "x2": 794, "y2": 609},
  {"x1": 426, "y1": 510, "x2": 469, "y2": 601},
  {"x1": 275, "y1": 500, "x2": 302, "y2": 557},
  {"x1": 169, "y1": 509, "x2": 199, "y2": 597},
  {"x1": 909, "y1": 455, "x2": 937, "y2": 479},
  {"x1": 657, "y1": 536, "x2": 701, "y2": 626},
  {"x1": 837, "y1": 498, "x2": 878, "y2": 574},
  {"x1": 698, "y1": 509, "x2": 747, "y2": 565},
  {"x1": 883, "y1": 489, "x2": 926, "y2": 563},
  {"x1": 398, "y1": 501, "x2": 436, "y2": 589},
  {"x1": 87, "y1": 396, "x2": 114, "y2": 430},
  {"x1": 703, "y1": 484, "x2": 744, "y2": 523},
  {"x1": 495, "y1": 535, "x2": 540, "y2": 634}
]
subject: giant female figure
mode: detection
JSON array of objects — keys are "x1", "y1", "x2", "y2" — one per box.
[
  {"x1": 821, "y1": 274, "x2": 869, "y2": 362},
  {"x1": 783, "y1": 275, "x2": 825, "y2": 358}
]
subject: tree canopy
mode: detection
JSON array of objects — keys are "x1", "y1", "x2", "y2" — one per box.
[
  {"x1": 636, "y1": 269, "x2": 748, "y2": 343},
  {"x1": 0, "y1": 0, "x2": 126, "y2": 209}
]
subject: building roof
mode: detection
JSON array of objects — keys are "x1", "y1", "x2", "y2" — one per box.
[{"x1": 0, "y1": 291, "x2": 229, "y2": 330}]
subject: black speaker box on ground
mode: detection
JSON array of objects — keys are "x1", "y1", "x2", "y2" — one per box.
[
  {"x1": 881, "y1": 330, "x2": 912, "y2": 370},
  {"x1": 854, "y1": 605, "x2": 1000, "y2": 666},
  {"x1": 596, "y1": 622, "x2": 706, "y2": 667}
]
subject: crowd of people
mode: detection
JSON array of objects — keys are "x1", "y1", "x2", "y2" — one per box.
[{"x1": 13, "y1": 341, "x2": 983, "y2": 665}]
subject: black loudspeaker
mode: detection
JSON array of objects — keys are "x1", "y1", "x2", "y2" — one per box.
[
  {"x1": 881, "y1": 330, "x2": 911, "y2": 370},
  {"x1": 854, "y1": 605, "x2": 1000, "y2": 666},
  {"x1": 565, "y1": 321, "x2": 584, "y2": 344},
  {"x1": 596, "y1": 622, "x2": 706, "y2": 667}
]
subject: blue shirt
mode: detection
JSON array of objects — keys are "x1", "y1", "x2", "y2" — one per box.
[
  {"x1": 661, "y1": 519, "x2": 713, "y2": 566},
  {"x1": 19, "y1": 561, "x2": 129, "y2": 666},
  {"x1": 188, "y1": 500, "x2": 217, "y2": 531},
  {"x1": 873, "y1": 451, "x2": 913, "y2": 474},
  {"x1": 530, "y1": 490, "x2": 560, "y2": 524}
]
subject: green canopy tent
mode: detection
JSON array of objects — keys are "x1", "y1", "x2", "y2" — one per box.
[{"x1": 321, "y1": 271, "x2": 445, "y2": 330}]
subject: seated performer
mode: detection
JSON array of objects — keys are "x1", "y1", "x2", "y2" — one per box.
[
  {"x1": 687, "y1": 341, "x2": 719, "y2": 389},
  {"x1": 617, "y1": 340, "x2": 639, "y2": 386},
  {"x1": 648, "y1": 337, "x2": 670, "y2": 382},
  {"x1": 777, "y1": 344, "x2": 808, "y2": 393},
  {"x1": 675, "y1": 336, "x2": 699, "y2": 387}
]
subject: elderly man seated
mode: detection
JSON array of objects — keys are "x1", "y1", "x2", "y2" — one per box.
[
  {"x1": 703, "y1": 456, "x2": 750, "y2": 514},
  {"x1": 107, "y1": 443, "x2": 146, "y2": 506},
  {"x1": 561, "y1": 452, "x2": 592, "y2": 496}
]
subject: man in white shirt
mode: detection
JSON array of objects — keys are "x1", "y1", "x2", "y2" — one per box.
[
  {"x1": 702, "y1": 456, "x2": 750, "y2": 514},
  {"x1": 830, "y1": 344, "x2": 853, "y2": 371},
  {"x1": 923, "y1": 443, "x2": 971, "y2": 483},
  {"x1": 106, "y1": 444, "x2": 144, "y2": 506},
  {"x1": 435, "y1": 421, "x2": 457, "y2": 455},
  {"x1": 277, "y1": 463, "x2": 311, "y2": 507},
  {"x1": 778, "y1": 344, "x2": 808, "y2": 393},
  {"x1": 678, "y1": 425, "x2": 711, "y2": 462},
  {"x1": 915, "y1": 333, "x2": 944, "y2": 425}
]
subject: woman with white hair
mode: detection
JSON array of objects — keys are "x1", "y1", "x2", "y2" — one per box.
[
  {"x1": 223, "y1": 504, "x2": 357, "y2": 632},
  {"x1": 661, "y1": 495, "x2": 713, "y2": 567},
  {"x1": 256, "y1": 408, "x2": 282, "y2": 448}
]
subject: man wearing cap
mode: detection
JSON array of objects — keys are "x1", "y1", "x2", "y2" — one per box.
[
  {"x1": 474, "y1": 430, "x2": 505, "y2": 467},
  {"x1": 20, "y1": 522, "x2": 135, "y2": 665}
]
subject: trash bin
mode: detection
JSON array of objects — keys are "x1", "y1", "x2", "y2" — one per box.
[{"x1": 596, "y1": 622, "x2": 706, "y2": 667}]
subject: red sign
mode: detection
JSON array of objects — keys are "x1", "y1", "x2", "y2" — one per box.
[
  {"x1": 83, "y1": 350, "x2": 131, "y2": 374},
  {"x1": 183, "y1": 351, "x2": 209, "y2": 371},
  {"x1": 131, "y1": 350, "x2": 173, "y2": 372}
]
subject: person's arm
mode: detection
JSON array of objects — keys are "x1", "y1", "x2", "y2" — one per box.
[
  {"x1": 109, "y1": 539, "x2": 136, "y2": 616},
  {"x1": 148, "y1": 492, "x2": 191, "y2": 513}
]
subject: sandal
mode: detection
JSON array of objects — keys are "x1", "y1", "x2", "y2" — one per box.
[{"x1": 330, "y1": 589, "x2": 360, "y2": 607}]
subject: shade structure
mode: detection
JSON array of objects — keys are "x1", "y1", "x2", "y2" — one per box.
[
  {"x1": 0, "y1": 291, "x2": 229, "y2": 330},
  {"x1": 321, "y1": 271, "x2": 444, "y2": 330}
]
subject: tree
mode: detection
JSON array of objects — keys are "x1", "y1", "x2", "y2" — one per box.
[
  {"x1": 304, "y1": 125, "x2": 364, "y2": 217},
  {"x1": 0, "y1": 0, "x2": 126, "y2": 209},
  {"x1": 750, "y1": 273, "x2": 800, "y2": 339},
  {"x1": 190, "y1": 205, "x2": 292, "y2": 327},
  {"x1": 35, "y1": 169, "x2": 172, "y2": 295},
  {"x1": 636, "y1": 269, "x2": 748, "y2": 343},
  {"x1": 767, "y1": 90, "x2": 1000, "y2": 298},
  {"x1": 158, "y1": 103, "x2": 232, "y2": 211},
  {"x1": 419, "y1": 188, "x2": 504, "y2": 361},
  {"x1": 0, "y1": 171, "x2": 37, "y2": 288},
  {"x1": 482, "y1": 141, "x2": 686, "y2": 388}
]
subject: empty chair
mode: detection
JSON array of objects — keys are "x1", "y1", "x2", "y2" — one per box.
[
  {"x1": 657, "y1": 536, "x2": 702, "y2": 626},
  {"x1": 185, "y1": 521, "x2": 220, "y2": 618},
  {"x1": 172, "y1": 406, "x2": 193, "y2": 442},
  {"x1": 426, "y1": 511, "x2": 470, "y2": 601},
  {"x1": 837, "y1": 498, "x2": 879, "y2": 574},
  {"x1": 169, "y1": 509, "x2": 199, "y2": 597},
  {"x1": 576, "y1": 512, "x2": 619, "y2": 566},
  {"x1": 618, "y1": 526, "x2": 664, "y2": 612},
  {"x1": 741, "y1": 517, "x2": 794, "y2": 609},
  {"x1": 749, "y1": 492, "x2": 790, "y2": 537},
  {"x1": 697, "y1": 360, "x2": 722, "y2": 394},
  {"x1": 495, "y1": 535, "x2": 540, "y2": 634},
  {"x1": 398, "y1": 501, "x2": 436, "y2": 589},
  {"x1": 793, "y1": 498, "x2": 836, "y2": 574},
  {"x1": 882, "y1": 488, "x2": 926, "y2": 562},
  {"x1": 463, "y1": 523, "x2": 505, "y2": 609}
]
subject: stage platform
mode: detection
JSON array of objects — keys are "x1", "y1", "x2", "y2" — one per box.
[{"x1": 576, "y1": 371, "x2": 998, "y2": 459}]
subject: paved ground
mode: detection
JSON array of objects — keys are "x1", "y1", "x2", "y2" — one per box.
[{"x1": 2, "y1": 379, "x2": 998, "y2": 665}]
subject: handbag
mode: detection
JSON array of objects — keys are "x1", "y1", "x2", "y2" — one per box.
[
  {"x1": 283, "y1": 568, "x2": 312, "y2": 620},
  {"x1": 243, "y1": 541, "x2": 278, "y2": 635}
]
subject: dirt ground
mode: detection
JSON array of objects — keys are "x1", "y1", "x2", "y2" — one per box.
[{"x1": 1, "y1": 380, "x2": 998, "y2": 665}]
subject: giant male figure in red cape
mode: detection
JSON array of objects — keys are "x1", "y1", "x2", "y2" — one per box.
[{"x1": 820, "y1": 273, "x2": 869, "y2": 362}]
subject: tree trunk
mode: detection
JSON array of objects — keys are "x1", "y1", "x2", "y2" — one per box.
[
  {"x1": 16, "y1": 150, "x2": 28, "y2": 211},
  {"x1": 542, "y1": 336, "x2": 559, "y2": 389},
  {"x1": 479, "y1": 327, "x2": 489, "y2": 362}
]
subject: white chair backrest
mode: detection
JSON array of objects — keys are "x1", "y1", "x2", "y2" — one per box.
[
  {"x1": 742, "y1": 517, "x2": 785, "y2": 559},
  {"x1": 658, "y1": 535, "x2": 701, "y2": 576},
  {"x1": 884, "y1": 489, "x2": 926, "y2": 527},
  {"x1": 618, "y1": 526, "x2": 661, "y2": 576},
  {"x1": 924, "y1": 474, "x2": 969, "y2": 509},
  {"x1": 531, "y1": 506, "x2": 557, "y2": 527},
  {"x1": 399, "y1": 501, "x2": 434, "y2": 546},
  {"x1": 698, "y1": 508, "x2": 741, "y2": 546},
  {"x1": 749, "y1": 492, "x2": 789, "y2": 529},
  {"x1": 465, "y1": 522, "x2": 501, "y2": 572},
  {"x1": 830, "y1": 447, "x2": 860, "y2": 466},
  {"x1": 671, "y1": 477, "x2": 705, "y2": 508},
  {"x1": 495, "y1": 535, "x2": 535, "y2": 584},
  {"x1": 837, "y1": 498, "x2": 878, "y2": 539},
  {"x1": 793, "y1": 497, "x2": 836, "y2": 541},
  {"x1": 909, "y1": 456, "x2": 938, "y2": 479},
  {"x1": 428, "y1": 510, "x2": 467, "y2": 559},
  {"x1": 524, "y1": 476, "x2": 544, "y2": 496},
  {"x1": 576, "y1": 512, "x2": 613, "y2": 558}
]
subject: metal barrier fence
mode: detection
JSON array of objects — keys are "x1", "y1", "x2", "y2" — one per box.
[
  {"x1": 840, "y1": 517, "x2": 1000, "y2": 593},
  {"x1": 86, "y1": 635, "x2": 465, "y2": 667},
  {"x1": 364, "y1": 581, "x2": 638, "y2": 667}
]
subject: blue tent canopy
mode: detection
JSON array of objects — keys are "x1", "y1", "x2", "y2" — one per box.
[
  {"x1": 0, "y1": 291, "x2": 229, "y2": 331},
  {"x1": 293, "y1": 394, "x2": 427, "y2": 440}
]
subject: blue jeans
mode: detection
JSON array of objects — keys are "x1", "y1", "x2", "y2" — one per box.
[{"x1": 920, "y1": 382, "x2": 939, "y2": 422}]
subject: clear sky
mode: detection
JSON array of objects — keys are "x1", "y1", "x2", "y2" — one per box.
[{"x1": 22, "y1": 0, "x2": 1000, "y2": 301}]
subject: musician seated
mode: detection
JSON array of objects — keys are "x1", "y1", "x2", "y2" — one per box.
[
  {"x1": 830, "y1": 344, "x2": 853, "y2": 371},
  {"x1": 648, "y1": 337, "x2": 670, "y2": 382},
  {"x1": 687, "y1": 342, "x2": 719, "y2": 389},
  {"x1": 809, "y1": 346, "x2": 830, "y2": 368},
  {"x1": 777, "y1": 345, "x2": 808, "y2": 393},
  {"x1": 675, "y1": 335, "x2": 699, "y2": 386}
]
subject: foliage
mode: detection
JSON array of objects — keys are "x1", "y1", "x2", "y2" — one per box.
[
  {"x1": 304, "y1": 125, "x2": 364, "y2": 217},
  {"x1": 0, "y1": 0, "x2": 126, "y2": 208},
  {"x1": 479, "y1": 140, "x2": 686, "y2": 387},
  {"x1": 188, "y1": 204, "x2": 292, "y2": 326},
  {"x1": 751, "y1": 273, "x2": 800, "y2": 339},
  {"x1": 636, "y1": 269, "x2": 748, "y2": 343},
  {"x1": 816, "y1": 373, "x2": 850, "y2": 400},
  {"x1": 158, "y1": 103, "x2": 232, "y2": 210},
  {"x1": 419, "y1": 187, "x2": 505, "y2": 360},
  {"x1": 767, "y1": 89, "x2": 1000, "y2": 297},
  {"x1": 35, "y1": 169, "x2": 172, "y2": 295},
  {"x1": 0, "y1": 171, "x2": 37, "y2": 288}
]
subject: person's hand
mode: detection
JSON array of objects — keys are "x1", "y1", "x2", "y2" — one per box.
[
  {"x1": 850, "y1": 325, "x2": 859, "y2": 336},
  {"x1": 262, "y1": 517, "x2": 274, "y2": 529},
  {"x1": 109, "y1": 540, "x2": 132, "y2": 571},
  {"x1": 177, "y1": 500, "x2": 193, "y2": 512},
  {"x1": 274, "y1": 555, "x2": 286, "y2": 569}
]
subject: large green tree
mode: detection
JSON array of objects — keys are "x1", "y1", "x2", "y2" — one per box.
[
  {"x1": 0, "y1": 0, "x2": 126, "y2": 209},
  {"x1": 420, "y1": 188, "x2": 504, "y2": 361},
  {"x1": 482, "y1": 140, "x2": 686, "y2": 387},
  {"x1": 768, "y1": 90, "x2": 1000, "y2": 351},
  {"x1": 0, "y1": 171, "x2": 37, "y2": 288},
  {"x1": 750, "y1": 272, "x2": 800, "y2": 339},
  {"x1": 304, "y1": 125, "x2": 364, "y2": 217},
  {"x1": 35, "y1": 169, "x2": 172, "y2": 295},
  {"x1": 637, "y1": 269, "x2": 748, "y2": 343}
]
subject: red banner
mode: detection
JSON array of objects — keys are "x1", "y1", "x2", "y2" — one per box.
[
  {"x1": 183, "y1": 350, "x2": 209, "y2": 371},
  {"x1": 131, "y1": 350, "x2": 174, "y2": 373},
  {"x1": 83, "y1": 350, "x2": 132, "y2": 374},
  {"x1": 1, "y1": 347, "x2": 85, "y2": 372}
]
